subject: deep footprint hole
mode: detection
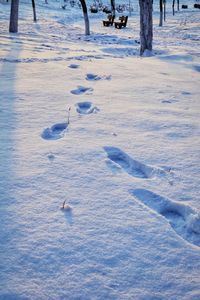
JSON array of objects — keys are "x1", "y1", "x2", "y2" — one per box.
[
  {"x1": 51, "y1": 122, "x2": 68, "y2": 134},
  {"x1": 77, "y1": 102, "x2": 92, "y2": 109},
  {"x1": 41, "y1": 122, "x2": 68, "y2": 140},
  {"x1": 71, "y1": 86, "x2": 93, "y2": 95},
  {"x1": 86, "y1": 73, "x2": 100, "y2": 81},
  {"x1": 76, "y1": 102, "x2": 99, "y2": 114},
  {"x1": 104, "y1": 147, "x2": 150, "y2": 179},
  {"x1": 68, "y1": 64, "x2": 79, "y2": 69},
  {"x1": 131, "y1": 189, "x2": 200, "y2": 247}
]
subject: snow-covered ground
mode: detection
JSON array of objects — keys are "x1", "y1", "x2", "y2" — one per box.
[{"x1": 0, "y1": 1, "x2": 200, "y2": 299}]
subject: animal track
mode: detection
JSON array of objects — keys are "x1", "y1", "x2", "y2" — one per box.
[
  {"x1": 75, "y1": 102, "x2": 99, "y2": 114},
  {"x1": 130, "y1": 189, "x2": 200, "y2": 247},
  {"x1": 70, "y1": 85, "x2": 93, "y2": 95},
  {"x1": 85, "y1": 73, "x2": 111, "y2": 81},
  {"x1": 41, "y1": 122, "x2": 68, "y2": 140},
  {"x1": 103, "y1": 147, "x2": 162, "y2": 179}
]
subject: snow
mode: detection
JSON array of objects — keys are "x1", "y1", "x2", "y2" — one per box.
[{"x1": 0, "y1": 0, "x2": 200, "y2": 299}]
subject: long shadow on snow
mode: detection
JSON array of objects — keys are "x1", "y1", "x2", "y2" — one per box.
[
  {"x1": 85, "y1": 33, "x2": 138, "y2": 46},
  {"x1": 0, "y1": 34, "x2": 23, "y2": 295}
]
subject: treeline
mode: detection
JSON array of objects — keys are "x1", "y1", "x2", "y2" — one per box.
[{"x1": 8, "y1": 0, "x2": 186, "y2": 55}]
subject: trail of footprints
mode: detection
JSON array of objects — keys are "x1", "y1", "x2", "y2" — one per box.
[
  {"x1": 41, "y1": 67, "x2": 106, "y2": 140},
  {"x1": 104, "y1": 146, "x2": 200, "y2": 247},
  {"x1": 41, "y1": 64, "x2": 200, "y2": 247}
]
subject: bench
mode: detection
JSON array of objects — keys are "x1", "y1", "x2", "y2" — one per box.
[
  {"x1": 194, "y1": 3, "x2": 200, "y2": 8},
  {"x1": 102, "y1": 15, "x2": 115, "y2": 27},
  {"x1": 114, "y1": 16, "x2": 128, "y2": 29}
]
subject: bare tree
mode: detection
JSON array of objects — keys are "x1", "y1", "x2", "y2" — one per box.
[
  {"x1": 163, "y1": 0, "x2": 166, "y2": 22},
  {"x1": 159, "y1": 0, "x2": 163, "y2": 26},
  {"x1": 32, "y1": 0, "x2": 37, "y2": 22},
  {"x1": 139, "y1": 0, "x2": 153, "y2": 56},
  {"x1": 177, "y1": 0, "x2": 179, "y2": 11},
  {"x1": 172, "y1": 0, "x2": 179, "y2": 15},
  {"x1": 79, "y1": 0, "x2": 90, "y2": 35},
  {"x1": 172, "y1": 0, "x2": 175, "y2": 15},
  {"x1": 111, "y1": 0, "x2": 115, "y2": 17},
  {"x1": 9, "y1": 0, "x2": 19, "y2": 33}
]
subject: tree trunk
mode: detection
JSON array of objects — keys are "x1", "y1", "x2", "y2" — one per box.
[
  {"x1": 139, "y1": 0, "x2": 153, "y2": 56},
  {"x1": 9, "y1": 0, "x2": 19, "y2": 33},
  {"x1": 32, "y1": 0, "x2": 37, "y2": 22},
  {"x1": 79, "y1": 0, "x2": 90, "y2": 35},
  {"x1": 177, "y1": 0, "x2": 179, "y2": 11},
  {"x1": 111, "y1": 0, "x2": 115, "y2": 17},
  {"x1": 172, "y1": 0, "x2": 175, "y2": 15},
  {"x1": 163, "y1": 0, "x2": 166, "y2": 22},
  {"x1": 159, "y1": 0, "x2": 163, "y2": 26}
]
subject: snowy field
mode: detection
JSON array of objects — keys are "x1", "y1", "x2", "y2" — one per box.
[{"x1": 0, "y1": 1, "x2": 200, "y2": 299}]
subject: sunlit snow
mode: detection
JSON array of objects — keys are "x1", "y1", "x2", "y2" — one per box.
[{"x1": 0, "y1": 0, "x2": 200, "y2": 299}]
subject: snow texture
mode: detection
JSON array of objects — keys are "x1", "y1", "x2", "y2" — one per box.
[{"x1": 0, "y1": 0, "x2": 200, "y2": 299}]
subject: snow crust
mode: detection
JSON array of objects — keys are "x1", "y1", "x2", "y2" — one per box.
[{"x1": 0, "y1": 1, "x2": 200, "y2": 299}]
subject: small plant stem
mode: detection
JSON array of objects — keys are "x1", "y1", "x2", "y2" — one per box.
[{"x1": 67, "y1": 107, "x2": 71, "y2": 124}]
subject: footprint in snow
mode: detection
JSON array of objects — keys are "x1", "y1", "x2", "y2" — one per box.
[
  {"x1": 75, "y1": 101, "x2": 99, "y2": 114},
  {"x1": 85, "y1": 73, "x2": 111, "y2": 81},
  {"x1": 47, "y1": 153, "x2": 55, "y2": 161},
  {"x1": 70, "y1": 85, "x2": 93, "y2": 95},
  {"x1": 103, "y1": 146, "x2": 165, "y2": 179},
  {"x1": 193, "y1": 65, "x2": 200, "y2": 73},
  {"x1": 162, "y1": 100, "x2": 176, "y2": 104},
  {"x1": 160, "y1": 72, "x2": 169, "y2": 76},
  {"x1": 181, "y1": 91, "x2": 191, "y2": 95},
  {"x1": 68, "y1": 63, "x2": 79, "y2": 69},
  {"x1": 161, "y1": 98, "x2": 178, "y2": 104},
  {"x1": 41, "y1": 122, "x2": 68, "y2": 140},
  {"x1": 130, "y1": 189, "x2": 200, "y2": 247}
]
